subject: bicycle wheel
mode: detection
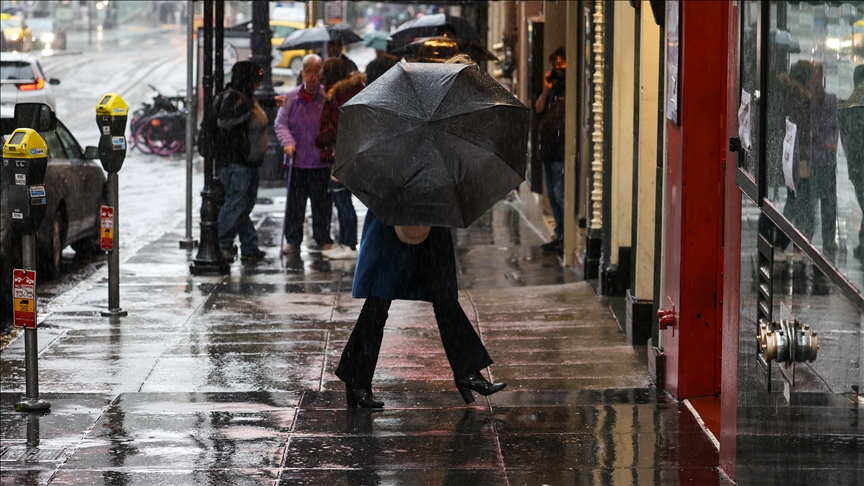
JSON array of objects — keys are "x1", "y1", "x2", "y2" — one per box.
[
  {"x1": 132, "y1": 115, "x2": 155, "y2": 154},
  {"x1": 143, "y1": 116, "x2": 183, "y2": 156}
]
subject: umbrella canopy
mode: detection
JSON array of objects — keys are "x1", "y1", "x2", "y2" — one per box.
[
  {"x1": 278, "y1": 23, "x2": 362, "y2": 51},
  {"x1": 333, "y1": 62, "x2": 528, "y2": 228},
  {"x1": 391, "y1": 36, "x2": 498, "y2": 62},
  {"x1": 361, "y1": 31, "x2": 391, "y2": 51},
  {"x1": 388, "y1": 13, "x2": 480, "y2": 50}
]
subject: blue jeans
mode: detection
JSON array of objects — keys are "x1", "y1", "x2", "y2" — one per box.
[
  {"x1": 217, "y1": 164, "x2": 259, "y2": 254},
  {"x1": 331, "y1": 181, "x2": 357, "y2": 248},
  {"x1": 543, "y1": 159, "x2": 565, "y2": 239}
]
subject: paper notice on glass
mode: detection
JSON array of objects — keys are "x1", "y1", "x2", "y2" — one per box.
[
  {"x1": 782, "y1": 118, "x2": 797, "y2": 193},
  {"x1": 737, "y1": 90, "x2": 752, "y2": 153}
]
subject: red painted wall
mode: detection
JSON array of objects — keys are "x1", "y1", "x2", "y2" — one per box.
[{"x1": 662, "y1": 1, "x2": 728, "y2": 399}]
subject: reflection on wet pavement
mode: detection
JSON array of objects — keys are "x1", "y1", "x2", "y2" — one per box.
[{"x1": 0, "y1": 187, "x2": 728, "y2": 485}]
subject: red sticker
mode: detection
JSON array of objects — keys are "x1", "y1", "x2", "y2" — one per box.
[
  {"x1": 101, "y1": 206, "x2": 114, "y2": 251},
  {"x1": 12, "y1": 269, "x2": 36, "y2": 328}
]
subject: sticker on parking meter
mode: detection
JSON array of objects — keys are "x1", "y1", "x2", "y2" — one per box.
[
  {"x1": 111, "y1": 137, "x2": 126, "y2": 150},
  {"x1": 29, "y1": 185, "x2": 45, "y2": 197},
  {"x1": 101, "y1": 206, "x2": 115, "y2": 251},
  {"x1": 102, "y1": 126, "x2": 110, "y2": 135},
  {"x1": 12, "y1": 269, "x2": 36, "y2": 328},
  {"x1": 14, "y1": 174, "x2": 25, "y2": 185}
]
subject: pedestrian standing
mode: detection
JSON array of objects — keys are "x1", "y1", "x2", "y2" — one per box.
[
  {"x1": 274, "y1": 54, "x2": 334, "y2": 254},
  {"x1": 334, "y1": 55, "x2": 506, "y2": 409},
  {"x1": 216, "y1": 61, "x2": 268, "y2": 263},
  {"x1": 534, "y1": 47, "x2": 567, "y2": 256},
  {"x1": 316, "y1": 58, "x2": 364, "y2": 260}
]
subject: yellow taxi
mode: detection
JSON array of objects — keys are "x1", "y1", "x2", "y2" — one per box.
[
  {"x1": 271, "y1": 20, "x2": 309, "y2": 72},
  {"x1": 1, "y1": 13, "x2": 33, "y2": 52}
]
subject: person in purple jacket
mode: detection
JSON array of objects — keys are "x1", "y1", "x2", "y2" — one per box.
[{"x1": 274, "y1": 54, "x2": 334, "y2": 254}]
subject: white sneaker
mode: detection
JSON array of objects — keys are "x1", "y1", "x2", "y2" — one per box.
[{"x1": 323, "y1": 244, "x2": 358, "y2": 259}]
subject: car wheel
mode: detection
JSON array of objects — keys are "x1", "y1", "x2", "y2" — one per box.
[
  {"x1": 289, "y1": 56, "x2": 303, "y2": 74},
  {"x1": 71, "y1": 232, "x2": 102, "y2": 257},
  {"x1": 38, "y1": 207, "x2": 66, "y2": 280}
]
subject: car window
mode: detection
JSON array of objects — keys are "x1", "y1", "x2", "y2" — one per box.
[
  {"x1": 1, "y1": 18, "x2": 20, "y2": 29},
  {"x1": 0, "y1": 62, "x2": 36, "y2": 81},
  {"x1": 55, "y1": 121, "x2": 83, "y2": 159},
  {"x1": 40, "y1": 130, "x2": 67, "y2": 160},
  {"x1": 271, "y1": 25, "x2": 297, "y2": 38}
]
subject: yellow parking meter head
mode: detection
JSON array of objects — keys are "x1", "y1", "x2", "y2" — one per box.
[
  {"x1": 95, "y1": 93, "x2": 128, "y2": 136},
  {"x1": 3, "y1": 128, "x2": 49, "y2": 182},
  {"x1": 3, "y1": 128, "x2": 49, "y2": 235}
]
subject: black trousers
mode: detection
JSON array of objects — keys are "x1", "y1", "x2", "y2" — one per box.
[
  {"x1": 284, "y1": 167, "x2": 332, "y2": 247},
  {"x1": 335, "y1": 296, "x2": 493, "y2": 387}
]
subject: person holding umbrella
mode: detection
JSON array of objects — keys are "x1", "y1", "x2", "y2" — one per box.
[
  {"x1": 327, "y1": 38, "x2": 358, "y2": 74},
  {"x1": 316, "y1": 58, "x2": 365, "y2": 260},
  {"x1": 333, "y1": 55, "x2": 519, "y2": 408}
]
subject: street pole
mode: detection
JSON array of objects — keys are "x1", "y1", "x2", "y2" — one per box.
[
  {"x1": 101, "y1": 171, "x2": 126, "y2": 317},
  {"x1": 190, "y1": 0, "x2": 230, "y2": 275},
  {"x1": 17, "y1": 235, "x2": 49, "y2": 412},
  {"x1": 180, "y1": 0, "x2": 197, "y2": 251},
  {"x1": 250, "y1": 0, "x2": 281, "y2": 187}
]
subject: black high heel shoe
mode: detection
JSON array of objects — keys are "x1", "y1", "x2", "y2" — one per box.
[
  {"x1": 455, "y1": 372, "x2": 506, "y2": 404},
  {"x1": 345, "y1": 383, "x2": 384, "y2": 408}
]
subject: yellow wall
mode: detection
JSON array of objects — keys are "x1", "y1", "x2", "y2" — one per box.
[
  {"x1": 609, "y1": 5, "x2": 635, "y2": 265},
  {"x1": 635, "y1": 1, "x2": 661, "y2": 299}
]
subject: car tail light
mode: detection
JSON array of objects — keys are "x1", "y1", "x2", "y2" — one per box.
[{"x1": 17, "y1": 78, "x2": 45, "y2": 91}]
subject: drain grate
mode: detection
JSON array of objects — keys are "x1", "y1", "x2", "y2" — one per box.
[{"x1": 0, "y1": 446, "x2": 66, "y2": 462}]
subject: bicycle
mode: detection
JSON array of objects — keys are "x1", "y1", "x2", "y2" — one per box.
[
  {"x1": 135, "y1": 109, "x2": 190, "y2": 156},
  {"x1": 129, "y1": 84, "x2": 186, "y2": 154}
]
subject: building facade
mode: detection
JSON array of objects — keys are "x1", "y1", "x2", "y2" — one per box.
[{"x1": 489, "y1": 0, "x2": 863, "y2": 482}]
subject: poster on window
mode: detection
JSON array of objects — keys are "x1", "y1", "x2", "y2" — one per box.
[
  {"x1": 666, "y1": 0, "x2": 680, "y2": 125},
  {"x1": 782, "y1": 118, "x2": 797, "y2": 193},
  {"x1": 738, "y1": 90, "x2": 752, "y2": 153}
]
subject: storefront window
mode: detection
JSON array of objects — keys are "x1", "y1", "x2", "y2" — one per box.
[
  {"x1": 738, "y1": 2, "x2": 761, "y2": 183},
  {"x1": 764, "y1": 1, "x2": 863, "y2": 289}
]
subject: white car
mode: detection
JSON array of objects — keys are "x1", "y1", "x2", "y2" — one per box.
[{"x1": 0, "y1": 52, "x2": 59, "y2": 110}]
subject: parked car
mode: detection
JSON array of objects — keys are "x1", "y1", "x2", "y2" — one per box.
[
  {"x1": 0, "y1": 52, "x2": 60, "y2": 110},
  {"x1": 1, "y1": 108, "x2": 107, "y2": 317},
  {"x1": 0, "y1": 13, "x2": 32, "y2": 52},
  {"x1": 28, "y1": 17, "x2": 67, "y2": 51}
]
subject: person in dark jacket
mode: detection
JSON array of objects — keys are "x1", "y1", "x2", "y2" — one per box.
[
  {"x1": 216, "y1": 61, "x2": 268, "y2": 263},
  {"x1": 534, "y1": 47, "x2": 567, "y2": 256},
  {"x1": 333, "y1": 55, "x2": 506, "y2": 409},
  {"x1": 315, "y1": 58, "x2": 365, "y2": 259}
]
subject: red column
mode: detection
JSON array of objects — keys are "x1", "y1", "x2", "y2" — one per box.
[{"x1": 661, "y1": 1, "x2": 729, "y2": 400}]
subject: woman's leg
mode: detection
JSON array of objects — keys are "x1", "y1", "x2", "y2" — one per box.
[
  {"x1": 431, "y1": 299, "x2": 493, "y2": 380},
  {"x1": 335, "y1": 296, "x2": 392, "y2": 387}
]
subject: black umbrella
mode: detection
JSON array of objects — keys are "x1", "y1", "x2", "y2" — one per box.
[
  {"x1": 333, "y1": 62, "x2": 528, "y2": 228},
  {"x1": 388, "y1": 13, "x2": 480, "y2": 50},
  {"x1": 391, "y1": 37, "x2": 498, "y2": 62},
  {"x1": 278, "y1": 23, "x2": 362, "y2": 51}
]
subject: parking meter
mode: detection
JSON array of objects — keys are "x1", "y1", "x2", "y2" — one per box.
[
  {"x1": 95, "y1": 93, "x2": 128, "y2": 172},
  {"x1": 3, "y1": 129, "x2": 48, "y2": 235}
]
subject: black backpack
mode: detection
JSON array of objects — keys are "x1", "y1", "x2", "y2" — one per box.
[{"x1": 198, "y1": 89, "x2": 252, "y2": 168}]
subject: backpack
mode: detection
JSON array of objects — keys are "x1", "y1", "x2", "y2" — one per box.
[{"x1": 199, "y1": 88, "x2": 255, "y2": 169}]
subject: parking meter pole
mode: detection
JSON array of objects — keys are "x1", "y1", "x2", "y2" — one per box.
[
  {"x1": 190, "y1": 0, "x2": 230, "y2": 276},
  {"x1": 103, "y1": 172, "x2": 126, "y2": 317},
  {"x1": 5, "y1": 128, "x2": 51, "y2": 412},
  {"x1": 180, "y1": 0, "x2": 198, "y2": 251},
  {"x1": 95, "y1": 94, "x2": 129, "y2": 318},
  {"x1": 19, "y1": 233, "x2": 49, "y2": 412}
]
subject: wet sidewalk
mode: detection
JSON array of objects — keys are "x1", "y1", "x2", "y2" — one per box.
[{"x1": 0, "y1": 186, "x2": 727, "y2": 485}]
